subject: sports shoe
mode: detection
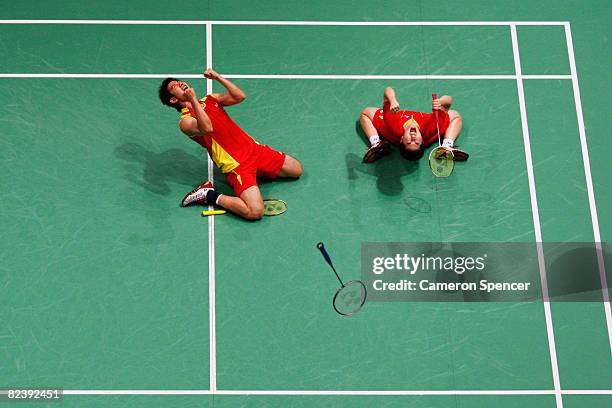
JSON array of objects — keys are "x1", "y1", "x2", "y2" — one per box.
[
  {"x1": 451, "y1": 148, "x2": 469, "y2": 161},
  {"x1": 363, "y1": 140, "x2": 392, "y2": 163},
  {"x1": 181, "y1": 181, "x2": 214, "y2": 207}
]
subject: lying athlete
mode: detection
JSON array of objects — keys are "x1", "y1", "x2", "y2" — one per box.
[
  {"x1": 159, "y1": 69, "x2": 302, "y2": 220},
  {"x1": 359, "y1": 86, "x2": 468, "y2": 163}
]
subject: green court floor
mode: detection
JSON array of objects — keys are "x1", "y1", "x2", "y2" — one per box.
[{"x1": 1, "y1": 1, "x2": 611, "y2": 407}]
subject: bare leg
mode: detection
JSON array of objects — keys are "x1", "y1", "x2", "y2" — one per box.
[
  {"x1": 277, "y1": 155, "x2": 302, "y2": 178},
  {"x1": 216, "y1": 154, "x2": 300, "y2": 220},
  {"x1": 435, "y1": 95, "x2": 462, "y2": 143},
  {"x1": 217, "y1": 185, "x2": 264, "y2": 220},
  {"x1": 444, "y1": 109, "x2": 463, "y2": 143},
  {"x1": 439, "y1": 95, "x2": 453, "y2": 111}
]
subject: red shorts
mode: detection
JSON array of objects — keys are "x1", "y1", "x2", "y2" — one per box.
[{"x1": 225, "y1": 144, "x2": 286, "y2": 196}]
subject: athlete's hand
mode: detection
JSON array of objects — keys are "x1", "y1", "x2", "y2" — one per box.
[
  {"x1": 203, "y1": 68, "x2": 221, "y2": 80},
  {"x1": 390, "y1": 101, "x2": 400, "y2": 113},
  {"x1": 184, "y1": 87, "x2": 198, "y2": 102},
  {"x1": 432, "y1": 98, "x2": 442, "y2": 111}
]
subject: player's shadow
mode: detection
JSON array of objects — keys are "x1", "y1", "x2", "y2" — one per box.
[
  {"x1": 115, "y1": 143, "x2": 208, "y2": 196},
  {"x1": 346, "y1": 120, "x2": 418, "y2": 196}
]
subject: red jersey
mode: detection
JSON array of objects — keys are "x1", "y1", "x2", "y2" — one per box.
[
  {"x1": 180, "y1": 95, "x2": 258, "y2": 173},
  {"x1": 372, "y1": 101, "x2": 450, "y2": 146}
]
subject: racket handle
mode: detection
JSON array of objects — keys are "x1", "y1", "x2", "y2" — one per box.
[
  {"x1": 432, "y1": 93, "x2": 439, "y2": 118},
  {"x1": 317, "y1": 242, "x2": 344, "y2": 286},
  {"x1": 317, "y1": 242, "x2": 334, "y2": 268}
]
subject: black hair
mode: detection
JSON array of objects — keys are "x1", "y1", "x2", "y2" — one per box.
[
  {"x1": 158, "y1": 77, "x2": 182, "y2": 112},
  {"x1": 398, "y1": 144, "x2": 425, "y2": 161}
]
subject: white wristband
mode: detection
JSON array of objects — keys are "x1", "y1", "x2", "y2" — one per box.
[{"x1": 442, "y1": 138, "x2": 454, "y2": 148}]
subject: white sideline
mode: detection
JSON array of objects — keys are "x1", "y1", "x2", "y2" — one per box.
[
  {"x1": 510, "y1": 24, "x2": 563, "y2": 408},
  {"x1": 564, "y1": 23, "x2": 612, "y2": 355}
]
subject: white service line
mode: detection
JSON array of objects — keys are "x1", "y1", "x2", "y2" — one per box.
[
  {"x1": 564, "y1": 22, "x2": 612, "y2": 355},
  {"x1": 224, "y1": 74, "x2": 517, "y2": 80},
  {"x1": 523, "y1": 75, "x2": 572, "y2": 80},
  {"x1": 0, "y1": 73, "x2": 573, "y2": 80},
  {"x1": 205, "y1": 22, "x2": 217, "y2": 393},
  {"x1": 61, "y1": 389, "x2": 612, "y2": 396},
  {"x1": 0, "y1": 19, "x2": 208, "y2": 24},
  {"x1": 510, "y1": 24, "x2": 563, "y2": 408},
  {"x1": 212, "y1": 20, "x2": 569, "y2": 26},
  {"x1": 0, "y1": 73, "x2": 204, "y2": 78},
  {"x1": 0, "y1": 19, "x2": 568, "y2": 26}
]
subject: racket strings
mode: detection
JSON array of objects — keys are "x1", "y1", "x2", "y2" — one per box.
[{"x1": 334, "y1": 281, "x2": 367, "y2": 316}]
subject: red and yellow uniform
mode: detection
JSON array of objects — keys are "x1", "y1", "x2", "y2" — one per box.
[
  {"x1": 180, "y1": 95, "x2": 286, "y2": 196},
  {"x1": 372, "y1": 101, "x2": 450, "y2": 146}
]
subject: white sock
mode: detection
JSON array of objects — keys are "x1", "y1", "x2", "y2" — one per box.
[
  {"x1": 369, "y1": 135, "x2": 380, "y2": 146},
  {"x1": 442, "y1": 138, "x2": 454, "y2": 148},
  {"x1": 215, "y1": 194, "x2": 222, "y2": 205}
]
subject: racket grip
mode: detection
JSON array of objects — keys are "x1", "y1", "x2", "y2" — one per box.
[
  {"x1": 432, "y1": 93, "x2": 439, "y2": 118},
  {"x1": 316, "y1": 242, "x2": 334, "y2": 268}
]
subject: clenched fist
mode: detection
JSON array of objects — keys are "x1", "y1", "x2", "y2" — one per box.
[
  {"x1": 184, "y1": 87, "x2": 198, "y2": 102},
  {"x1": 203, "y1": 68, "x2": 221, "y2": 80},
  {"x1": 432, "y1": 98, "x2": 442, "y2": 111}
]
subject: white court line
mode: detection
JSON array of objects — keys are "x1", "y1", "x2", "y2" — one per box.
[
  {"x1": 510, "y1": 25, "x2": 563, "y2": 408},
  {"x1": 211, "y1": 21, "x2": 568, "y2": 26},
  {"x1": 0, "y1": 73, "x2": 202, "y2": 78},
  {"x1": 61, "y1": 389, "x2": 612, "y2": 396},
  {"x1": 205, "y1": 22, "x2": 217, "y2": 393},
  {"x1": 226, "y1": 74, "x2": 572, "y2": 80},
  {"x1": 0, "y1": 19, "x2": 568, "y2": 26},
  {"x1": 523, "y1": 75, "x2": 572, "y2": 80},
  {"x1": 564, "y1": 23, "x2": 612, "y2": 355},
  {"x1": 0, "y1": 74, "x2": 572, "y2": 80},
  {"x1": 225, "y1": 74, "x2": 518, "y2": 80}
]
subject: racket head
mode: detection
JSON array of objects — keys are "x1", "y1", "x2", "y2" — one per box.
[
  {"x1": 428, "y1": 146, "x2": 455, "y2": 178},
  {"x1": 263, "y1": 199, "x2": 287, "y2": 216},
  {"x1": 332, "y1": 280, "x2": 367, "y2": 316}
]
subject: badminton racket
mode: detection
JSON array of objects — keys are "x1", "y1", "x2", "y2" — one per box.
[
  {"x1": 428, "y1": 93, "x2": 455, "y2": 177},
  {"x1": 316, "y1": 242, "x2": 367, "y2": 316}
]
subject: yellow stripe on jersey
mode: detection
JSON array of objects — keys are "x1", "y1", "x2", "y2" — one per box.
[
  {"x1": 180, "y1": 107, "x2": 190, "y2": 122},
  {"x1": 403, "y1": 116, "x2": 419, "y2": 129},
  {"x1": 179, "y1": 97, "x2": 208, "y2": 121},
  {"x1": 232, "y1": 171, "x2": 243, "y2": 186},
  {"x1": 211, "y1": 139, "x2": 240, "y2": 173}
]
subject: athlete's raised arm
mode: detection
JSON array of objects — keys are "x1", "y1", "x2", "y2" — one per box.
[
  {"x1": 204, "y1": 68, "x2": 246, "y2": 106},
  {"x1": 383, "y1": 86, "x2": 400, "y2": 113},
  {"x1": 179, "y1": 87, "x2": 214, "y2": 137}
]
